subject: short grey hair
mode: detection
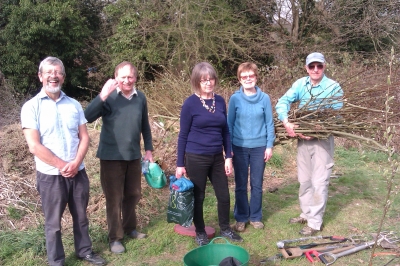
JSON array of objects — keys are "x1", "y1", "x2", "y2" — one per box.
[
  {"x1": 190, "y1": 62, "x2": 218, "y2": 94},
  {"x1": 38, "y1": 56, "x2": 65, "y2": 76},
  {"x1": 114, "y1": 61, "x2": 138, "y2": 78}
]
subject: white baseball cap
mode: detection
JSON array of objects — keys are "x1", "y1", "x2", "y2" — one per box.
[{"x1": 306, "y1": 52, "x2": 325, "y2": 65}]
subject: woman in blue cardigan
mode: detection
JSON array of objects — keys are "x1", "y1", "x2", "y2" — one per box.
[{"x1": 227, "y1": 62, "x2": 275, "y2": 232}]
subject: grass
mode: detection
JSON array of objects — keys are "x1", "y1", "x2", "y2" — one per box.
[
  {"x1": 0, "y1": 147, "x2": 399, "y2": 266},
  {"x1": 267, "y1": 153, "x2": 284, "y2": 169},
  {"x1": 6, "y1": 206, "x2": 25, "y2": 220}
]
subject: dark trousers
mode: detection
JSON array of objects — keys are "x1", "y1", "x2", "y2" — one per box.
[
  {"x1": 185, "y1": 153, "x2": 231, "y2": 232},
  {"x1": 100, "y1": 159, "x2": 142, "y2": 242},
  {"x1": 36, "y1": 169, "x2": 92, "y2": 266}
]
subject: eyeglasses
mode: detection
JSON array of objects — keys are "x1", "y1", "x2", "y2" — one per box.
[
  {"x1": 240, "y1": 74, "x2": 256, "y2": 80},
  {"x1": 308, "y1": 64, "x2": 324, "y2": 70},
  {"x1": 42, "y1": 71, "x2": 65, "y2": 77},
  {"x1": 200, "y1": 78, "x2": 215, "y2": 85}
]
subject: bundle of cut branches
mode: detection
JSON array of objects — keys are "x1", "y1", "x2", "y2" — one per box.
[{"x1": 274, "y1": 99, "x2": 391, "y2": 152}]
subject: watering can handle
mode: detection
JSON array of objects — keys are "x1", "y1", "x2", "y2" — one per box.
[{"x1": 209, "y1": 237, "x2": 231, "y2": 245}]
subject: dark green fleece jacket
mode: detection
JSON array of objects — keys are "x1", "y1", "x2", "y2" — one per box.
[{"x1": 84, "y1": 90, "x2": 153, "y2": 160}]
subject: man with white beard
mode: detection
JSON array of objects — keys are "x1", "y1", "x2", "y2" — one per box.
[{"x1": 21, "y1": 57, "x2": 106, "y2": 266}]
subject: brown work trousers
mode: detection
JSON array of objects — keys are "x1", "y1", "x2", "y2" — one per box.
[{"x1": 100, "y1": 159, "x2": 142, "y2": 242}]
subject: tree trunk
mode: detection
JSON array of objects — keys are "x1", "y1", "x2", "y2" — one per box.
[{"x1": 290, "y1": 0, "x2": 299, "y2": 41}]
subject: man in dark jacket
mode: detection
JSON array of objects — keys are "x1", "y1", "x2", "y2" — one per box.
[{"x1": 84, "y1": 61, "x2": 153, "y2": 254}]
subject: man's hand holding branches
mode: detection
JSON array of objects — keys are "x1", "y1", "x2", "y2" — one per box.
[{"x1": 283, "y1": 120, "x2": 314, "y2": 140}]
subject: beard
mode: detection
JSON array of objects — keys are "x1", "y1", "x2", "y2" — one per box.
[
  {"x1": 44, "y1": 78, "x2": 61, "y2": 94},
  {"x1": 45, "y1": 85, "x2": 61, "y2": 94}
]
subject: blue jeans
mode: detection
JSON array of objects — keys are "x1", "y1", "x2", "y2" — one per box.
[{"x1": 232, "y1": 145, "x2": 266, "y2": 222}]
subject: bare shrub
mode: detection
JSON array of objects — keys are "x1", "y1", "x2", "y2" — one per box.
[
  {"x1": 0, "y1": 124, "x2": 39, "y2": 229},
  {"x1": 0, "y1": 124, "x2": 33, "y2": 175},
  {"x1": 0, "y1": 80, "x2": 24, "y2": 129},
  {"x1": 139, "y1": 69, "x2": 191, "y2": 118}
]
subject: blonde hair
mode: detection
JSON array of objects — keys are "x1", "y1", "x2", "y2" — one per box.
[{"x1": 237, "y1": 62, "x2": 258, "y2": 80}]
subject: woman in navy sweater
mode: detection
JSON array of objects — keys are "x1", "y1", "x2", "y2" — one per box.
[
  {"x1": 175, "y1": 62, "x2": 243, "y2": 246},
  {"x1": 227, "y1": 62, "x2": 275, "y2": 232}
]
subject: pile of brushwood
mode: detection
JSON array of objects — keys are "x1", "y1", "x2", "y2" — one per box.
[{"x1": 274, "y1": 86, "x2": 397, "y2": 152}]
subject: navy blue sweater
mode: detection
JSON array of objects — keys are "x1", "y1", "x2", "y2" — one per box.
[{"x1": 176, "y1": 94, "x2": 232, "y2": 167}]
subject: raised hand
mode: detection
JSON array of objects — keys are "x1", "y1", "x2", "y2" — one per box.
[{"x1": 99, "y1": 79, "x2": 119, "y2": 101}]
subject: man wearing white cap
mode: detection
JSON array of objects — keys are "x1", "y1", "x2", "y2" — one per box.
[{"x1": 275, "y1": 52, "x2": 343, "y2": 236}]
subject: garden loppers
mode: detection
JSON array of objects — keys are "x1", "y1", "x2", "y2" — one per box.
[
  {"x1": 318, "y1": 232, "x2": 392, "y2": 265},
  {"x1": 305, "y1": 250, "x2": 320, "y2": 263},
  {"x1": 280, "y1": 243, "x2": 355, "y2": 259},
  {"x1": 276, "y1": 235, "x2": 348, "y2": 248}
]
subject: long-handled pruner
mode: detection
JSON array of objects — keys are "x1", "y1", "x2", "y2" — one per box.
[
  {"x1": 279, "y1": 243, "x2": 354, "y2": 259},
  {"x1": 318, "y1": 242, "x2": 373, "y2": 265},
  {"x1": 276, "y1": 235, "x2": 348, "y2": 249},
  {"x1": 261, "y1": 241, "x2": 358, "y2": 264},
  {"x1": 303, "y1": 245, "x2": 359, "y2": 263},
  {"x1": 318, "y1": 232, "x2": 392, "y2": 265}
]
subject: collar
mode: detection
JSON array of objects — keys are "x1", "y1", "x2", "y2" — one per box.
[
  {"x1": 38, "y1": 88, "x2": 66, "y2": 102},
  {"x1": 117, "y1": 87, "x2": 137, "y2": 100},
  {"x1": 306, "y1": 74, "x2": 326, "y2": 87}
]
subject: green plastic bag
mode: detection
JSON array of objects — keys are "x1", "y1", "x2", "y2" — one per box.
[
  {"x1": 144, "y1": 162, "x2": 167, "y2": 189},
  {"x1": 167, "y1": 188, "x2": 194, "y2": 227}
]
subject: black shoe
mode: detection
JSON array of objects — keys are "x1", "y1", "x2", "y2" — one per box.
[
  {"x1": 79, "y1": 252, "x2": 106, "y2": 265},
  {"x1": 195, "y1": 232, "x2": 209, "y2": 246},
  {"x1": 220, "y1": 228, "x2": 243, "y2": 242}
]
